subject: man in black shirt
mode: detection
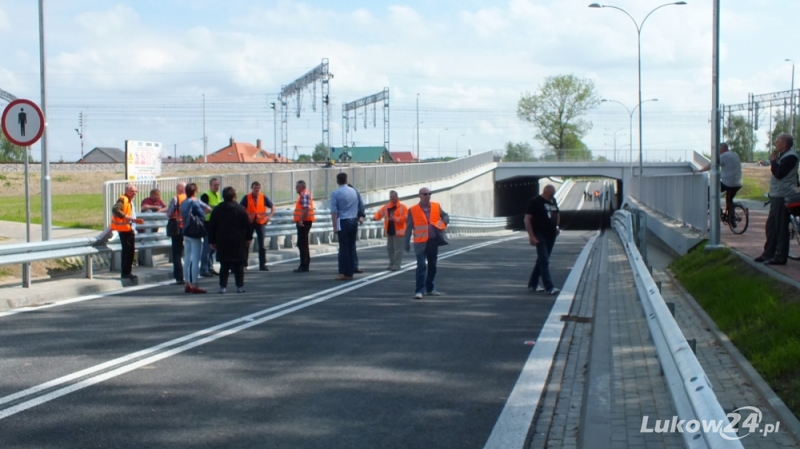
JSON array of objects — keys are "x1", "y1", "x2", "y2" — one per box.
[{"x1": 524, "y1": 184, "x2": 561, "y2": 295}]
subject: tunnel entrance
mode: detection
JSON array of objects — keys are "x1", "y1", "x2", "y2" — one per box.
[{"x1": 495, "y1": 176, "x2": 623, "y2": 231}]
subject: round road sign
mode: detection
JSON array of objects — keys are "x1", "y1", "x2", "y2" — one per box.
[{"x1": 1, "y1": 99, "x2": 45, "y2": 147}]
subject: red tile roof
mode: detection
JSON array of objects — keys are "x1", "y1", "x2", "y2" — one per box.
[
  {"x1": 200, "y1": 138, "x2": 289, "y2": 163},
  {"x1": 390, "y1": 151, "x2": 416, "y2": 163}
]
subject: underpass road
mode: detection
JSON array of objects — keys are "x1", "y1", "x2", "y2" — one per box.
[{"x1": 0, "y1": 232, "x2": 591, "y2": 449}]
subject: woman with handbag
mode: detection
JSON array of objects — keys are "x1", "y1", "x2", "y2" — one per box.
[{"x1": 180, "y1": 182, "x2": 212, "y2": 294}]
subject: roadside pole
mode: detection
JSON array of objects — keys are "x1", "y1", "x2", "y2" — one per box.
[{"x1": 23, "y1": 146, "x2": 31, "y2": 288}]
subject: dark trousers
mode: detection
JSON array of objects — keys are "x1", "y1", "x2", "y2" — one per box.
[
  {"x1": 119, "y1": 231, "x2": 135, "y2": 276},
  {"x1": 762, "y1": 197, "x2": 791, "y2": 263},
  {"x1": 529, "y1": 233, "x2": 556, "y2": 291},
  {"x1": 296, "y1": 221, "x2": 313, "y2": 269},
  {"x1": 171, "y1": 235, "x2": 184, "y2": 282},
  {"x1": 337, "y1": 218, "x2": 359, "y2": 277},
  {"x1": 251, "y1": 223, "x2": 267, "y2": 267},
  {"x1": 415, "y1": 241, "x2": 439, "y2": 294},
  {"x1": 219, "y1": 261, "x2": 245, "y2": 288}
]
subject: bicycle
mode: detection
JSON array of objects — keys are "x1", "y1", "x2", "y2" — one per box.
[
  {"x1": 722, "y1": 202, "x2": 749, "y2": 234},
  {"x1": 787, "y1": 196, "x2": 800, "y2": 260}
]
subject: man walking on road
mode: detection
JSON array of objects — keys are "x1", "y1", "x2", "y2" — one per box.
[
  {"x1": 240, "y1": 181, "x2": 274, "y2": 271},
  {"x1": 165, "y1": 182, "x2": 187, "y2": 285},
  {"x1": 330, "y1": 173, "x2": 360, "y2": 281},
  {"x1": 111, "y1": 184, "x2": 141, "y2": 281},
  {"x1": 404, "y1": 187, "x2": 449, "y2": 299},
  {"x1": 524, "y1": 184, "x2": 561, "y2": 295},
  {"x1": 373, "y1": 190, "x2": 407, "y2": 271},
  {"x1": 756, "y1": 133, "x2": 799, "y2": 265},
  {"x1": 200, "y1": 178, "x2": 221, "y2": 277},
  {"x1": 292, "y1": 180, "x2": 315, "y2": 273}
]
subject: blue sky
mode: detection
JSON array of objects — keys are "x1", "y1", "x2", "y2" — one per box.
[{"x1": 0, "y1": 0, "x2": 798, "y2": 162}]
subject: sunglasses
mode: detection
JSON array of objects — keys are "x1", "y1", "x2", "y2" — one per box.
[{"x1": 420, "y1": 193, "x2": 431, "y2": 196}]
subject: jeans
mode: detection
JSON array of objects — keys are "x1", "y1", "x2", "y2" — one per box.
[
  {"x1": 200, "y1": 231, "x2": 215, "y2": 275},
  {"x1": 251, "y1": 222, "x2": 267, "y2": 267},
  {"x1": 415, "y1": 241, "x2": 439, "y2": 294},
  {"x1": 183, "y1": 236, "x2": 202, "y2": 285},
  {"x1": 529, "y1": 232, "x2": 556, "y2": 291},
  {"x1": 119, "y1": 231, "x2": 135, "y2": 276},
  {"x1": 387, "y1": 235, "x2": 404, "y2": 270},
  {"x1": 219, "y1": 262, "x2": 244, "y2": 288},
  {"x1": 296, "y1": 221, "x2": 313, "y2": 269},
  {"x1": 337, "y1": 218, "x2": 359, "y2": 277},
  {"x1": 170, "y1": 235, "x2": 184, "y2": 282}
]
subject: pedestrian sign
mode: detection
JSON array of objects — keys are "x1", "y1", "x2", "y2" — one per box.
[{"x1": 1, "y1": 99, "x2": 45, "y2": 147}]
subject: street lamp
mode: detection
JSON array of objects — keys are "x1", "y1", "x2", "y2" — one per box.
[
  {"x1": 437, "y1": 128, "x2": 449, "y2": 159},
  {"x1": 787, "y1": 59, "x2": 796, "y2": 135},
  {"x1": 412, "y1": 121, "x2": 424, "y2": 160},
  {"x1": 589, "y1": 1, "x2": 687, "y2": 175},
  {"x1": 601, "y1": 98, "x2": 657, "y2": 173},
  {"x1": 455, "y1": 134, "x2": 466, "y2": 158}
]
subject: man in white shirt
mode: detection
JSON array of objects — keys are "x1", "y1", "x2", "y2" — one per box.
[{"x1": 696, "y1": 142, "x2": 742, "y2": 226}]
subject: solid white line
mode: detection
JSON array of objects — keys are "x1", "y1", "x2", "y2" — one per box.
[
  {"x1": 0, "y1": 235, "x2": 520, "y2": 421},
  {"x1": 483, "y1": 231, "x2": 599, "y2": 449}
]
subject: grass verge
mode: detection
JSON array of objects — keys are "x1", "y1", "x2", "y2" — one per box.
[
  {"x1": 738, "y1": 176, "x2": 768, "y2": 201},
  {"x1": 670, "y1": 243, "x2": 800, "y2": 419},
  {"x1": 0, "y1": 194, "x2": 105, "y2": 230}
]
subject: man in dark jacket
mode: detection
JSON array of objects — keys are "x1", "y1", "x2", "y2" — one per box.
[{"x1": 208, "y1": 187, "x2": 252, "y2": 294}]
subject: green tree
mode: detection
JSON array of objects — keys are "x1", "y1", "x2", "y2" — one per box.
[
  {"x1": 312, "y1": 142, "x2": 331, "y2": 162},
  {"x1": 765, "y1": 111, "x2": 799, "y2": 152},
  {"x1": 517, "y1": 74, "x2": 600, "y2": 161},
  {"x1": 722, "y1": 114, "x2": 755, "y2": 161},
  {"x1": 296, "y1": 154, "x2": 312, "y2": 162},
  {"x1": 0, "y1": 130, "x2": 26, "y2": 162},
  {"x1": 502, "y1": 141, "x2": 534, "y2": 162}
]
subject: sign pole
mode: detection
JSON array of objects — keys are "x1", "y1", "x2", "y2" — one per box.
[
  {"x1": 23, "y1": 145, "x2": 31, "y2": 288},
  {"x1": 38, "y1": 0, "x2": 52, "y2": 241}
]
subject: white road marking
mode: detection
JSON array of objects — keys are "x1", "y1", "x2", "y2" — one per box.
[
  {"x1": 0, "y1": 235, "x2": 521, "y2": 421},
  {"x1": 483, "y1": 231, "x2": 599, "y2": 449}
]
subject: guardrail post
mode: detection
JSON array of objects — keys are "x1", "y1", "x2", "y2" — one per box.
[
  {"x1": 111, "y1": 252, "x2": 120, "y2": 272},
  {"x1": 22, "y1": 263, "x2": 31, "y2": 288},
  {"x1": 376, "y1": 228, "x2": 383, "y2": 239},
  {"x1": 85, "y1": 255, "x2": 93, "y2": 279},
  {"x1": 666, "y1": 302, "x2": 675, "y2": 317},
  {"x1": 635, "y1": 209, "x2": 648, "y2": 266},
  {"x1": 310, "y1": 233, "x2": 320, "y2": 245},
  {"x1": 269, "y1": 236, "x2": 279, "y2": 250},
  {"x1": 320, "y1": 232, "x2": 331, "y2": 243},
  {"x1": 283, "y1": 235, "x2": 294, "y2": 249},
  {"x1": 687, "y1": 338, "x2": 697, "y2": 355}
]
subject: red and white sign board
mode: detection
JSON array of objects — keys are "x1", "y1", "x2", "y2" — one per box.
[
  {"x1": 1, "y1": 99, "x2": 45, "y2": 147},
  {"x1": 125, "y1": 140, "x2": 163, "y2": 182}
]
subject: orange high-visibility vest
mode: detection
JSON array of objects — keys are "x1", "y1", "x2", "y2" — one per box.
[
  {"x1": 293, "y1": 190, "x2": 316, "y2": 223},
  {"x1": 373, "y1": 201, "x2": 408, "y2": 237},
  {"x1": 246, "y1": 192, "x2": 268, "y2": 225},
  {"x1": 110, "y1": 195, "x2": 133, "y2": 232},
  {"x1": 410, "y1": 202, "x2": 446, "y2": 244},
  {"x1": 170, "y1": 193, "x2": 187, "y2": 228}
]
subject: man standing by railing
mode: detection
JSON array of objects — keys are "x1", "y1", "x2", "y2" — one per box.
[
  {"x1": 111, "y1": 184, "x2": 141, "y2": 281},
  {"x1": 240, "y1": 181, "x2": 274, "y2": 271},
  {"x1": 373, "y1": 190, "x2": 407, "y2": 271},
  {"x1": 200, "y1": 178, "x2": 221, "y2": 277},
  {"x1": 293, "y1": 180, "x2": 315, "y2": 273},
  {"x1": 330, "y1": 173, "x2": 360, "y2": 281},
  {"x1": 165, "y1": 182, "x2": 187, "y2": 285}
]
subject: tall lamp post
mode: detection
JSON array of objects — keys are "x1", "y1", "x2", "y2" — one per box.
[
  {"x1": 788, "y1": 59, "x2": 796, "y2": 135},
  {"x1": 601, "y1": 98, "x2": 658, "y2": 174},
  {"x1": 412, "y1": 121, "x2": 424, "y2": 161},
  {"x1": 455, "y1": 134, "x2": 466, "y2": 158},
  {"x1": 589, "y1": 1, "x2": 687, "y2": 176},
  {"x1": 437, "y1": 128, "x2": 448, "y2": 159}
]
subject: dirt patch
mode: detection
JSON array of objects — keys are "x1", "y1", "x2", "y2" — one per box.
[{"x1": 0, "y1": 259, "x2": 82, "y2": 285}]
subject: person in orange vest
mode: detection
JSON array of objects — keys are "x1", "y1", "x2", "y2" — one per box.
[
  {"x1": 373, "y1": 190, "x2": 407, "y2": 271},
  {"x1": 404, "y1": 187, "x2": 449, "y2": 299},
  {"x1": 292, "y1": 180, "x2": 315, "y2": 273},
  {"x1": 110, "y1": 183, "x2": 141, "y2": 281},
  {"x1": 240, "y1": 181, "x2": 275, "y2": 271},
  {"x1": 165, "y1": 182, "x2": 187, "y2": 285}
]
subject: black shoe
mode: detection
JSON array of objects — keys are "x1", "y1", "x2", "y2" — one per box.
[
  {"x1": 260, "y1": 265, "x2": 269, "y2": 271},
  {"x1": 293, "y1": 268, "x2": 309, "y2": 273},
  {"x1": 764, "y1": 259, "x2": 786, "y2": 266},
  {"x1": 121, "y1": 274, "x2": 138, "y2": 281},
  {"x1": 175, "y1": 280, "x2": 185, "y2": 285},
  {"x1": 754, "y1": 256, "x2": 766, "y2": 263},
  {"x1": 354, "y1": 269, "x2": 364, "y2": 274}
]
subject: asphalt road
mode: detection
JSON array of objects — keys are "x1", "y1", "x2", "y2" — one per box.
[{"x1": 0, "y1": 231, "x2": 593, "y2": 449}]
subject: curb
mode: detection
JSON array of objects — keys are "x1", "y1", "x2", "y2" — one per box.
[{"x1": 664, "y1": 259, "x2": 800, "y2": 446}]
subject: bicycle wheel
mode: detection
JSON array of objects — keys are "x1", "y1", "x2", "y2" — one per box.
[
  {"x1": 727, "y1": 203, "x2": 748, "y2": 234},
  {"x1": 789, "y1": 216, "x2": 800, "y2": 260}
]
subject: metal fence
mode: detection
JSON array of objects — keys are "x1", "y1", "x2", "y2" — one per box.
[
  {"x1": 628, "y1": 173, "x2": 709, "y2": 233},
  {"x1": 103, "y1": 152, "x2": 495, "y2": 227}
]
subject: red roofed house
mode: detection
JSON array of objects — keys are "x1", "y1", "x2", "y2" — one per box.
[
  {"x1": 390, "y1": 151, "x2": 417, "y2": 163},
  {"x1": 200, "y1": 138, "x2": 289, "y2": 163}
]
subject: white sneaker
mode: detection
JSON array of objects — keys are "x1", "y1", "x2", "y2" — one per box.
[
  {"x1": 237, "y1": 287, "x2": 246, "y2": 293},
  {"x1": 218, "y1": 287, "x2": 226, "y2": 294},
  {"x1": 535, "y1": 286, "x2": 546, "y2": 292},
  {"x1": 548, "y1": 288, "x2": 560, "y2": 295},
  {"x1": 414, "y1": 293, "x2": 423, "y2": 299},
  {"x1": 426, "y1": 290, "x2": 441, "y2": 296}
]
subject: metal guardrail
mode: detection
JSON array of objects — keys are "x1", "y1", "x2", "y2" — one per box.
[
  {"x1": 612, "y1": 209, "x2": 743, "y2": 449},
  {"x1": 1, "y1": 208, "x2": 508, "y2": 288},
  {"x1": 103, "y1": 151, "x2": 495, "y2": 227},
  {"x1": 628, "y1": 173, "x2": 709, "y2": 233}
]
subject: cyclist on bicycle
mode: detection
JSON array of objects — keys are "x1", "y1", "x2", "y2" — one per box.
[{"x1": 695, "y1": 142, "x2": 742, "y2": 225}]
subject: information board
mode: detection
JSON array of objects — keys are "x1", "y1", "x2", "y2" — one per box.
[{"x1": 125, "y1": 140, "x2": 162, "y2": 181}]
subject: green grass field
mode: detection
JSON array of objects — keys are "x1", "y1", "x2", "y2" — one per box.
[
  {"x1": 0, "y1": 194, "x2": 105, "y2": 230},
  {"x1": 670, "y1": 244, "x2": 800, "y2": 419}
]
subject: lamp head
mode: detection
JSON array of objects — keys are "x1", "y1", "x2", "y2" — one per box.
[
  {"x1": 589, "y1": 3, "x2": 602, "y2": 7},
  {"x1": 601, "y1": 99, "x2": 608, "y2": 102},
  {"x1": 674, "y1": 1, "x2": 687, "y2": 4}
]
